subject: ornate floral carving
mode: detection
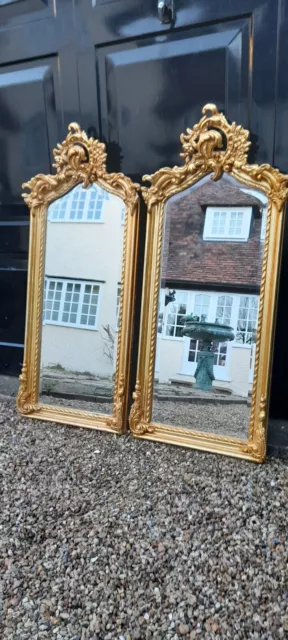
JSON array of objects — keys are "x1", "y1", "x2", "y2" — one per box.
[
  {"x1": 180, "y1": 103, "x2": 251, "y2": 174},
  {"x1": 106, "y1": 374, "x2": 125, "y2": 433},
  {"x1": 129, "y1": 380, "x2": 155, "y2": 436},
  {"x1": 17, "y1": 362, "x2": 39, "y2": 415},
  {"x1": 22, "y1": 123, "x2": 139, "y2": 212},
  {"x1": 241, "y1": 395, "x2": 267, "y2": 461},
  {"x1": 142, "y1": 104, "x2": 288, "y2": 210}
]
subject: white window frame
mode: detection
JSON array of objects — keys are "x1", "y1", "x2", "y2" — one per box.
[
  {"x1": 162, "y1": 288, "x2": 259, "y2": 349},
  {"x1": 43, "y1": 277, "x2": 102, "y2": 330},
  {"x1": 203, "y1": 206, "x2": 252, "y2": 242},
  {"x1": 159, "y1": 288, "x2": 259, "y2": 383},
  {"x1": 235, "y1": 294, "x2": 259, "y2": 347},
  {"x1": 48, "y1": 184, "x2": 110, "y2": 223},
  {"x1": 240, "y1": 187, "x2": 267, "y2": 243},
  {"x1": 260, "y1": 207, "x2": 267, "y2": 241},
  {"x1": 185, "y1": 293, "x2": 234, "y2": 373},
  {"x1": 163, "y1": 290, "x2": 189, "y2": 340}
]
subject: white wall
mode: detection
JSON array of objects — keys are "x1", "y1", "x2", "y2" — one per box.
[
  {"x1": 158, "y1": 339, "x2": 184, "y2": 383},
  {"x1": 229, "y1": 345, "x2": 251, "y2": 397},
  {"x1": 157, "y1": 338, "x2": 252, "y2": 397},
  {"x1": 41, "y1": 324, "x2": 118, "y2": 377},
  {"x1": 40, "y1": 187, "x2": 124, "y2": 377}
]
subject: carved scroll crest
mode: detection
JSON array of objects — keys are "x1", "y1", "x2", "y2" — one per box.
[
  {"x1": 22, "y1": 123, "x2": 139, "y2": 213},
  {"x1": 142, "y1": 104, "x2": 288, "y2": 210}
]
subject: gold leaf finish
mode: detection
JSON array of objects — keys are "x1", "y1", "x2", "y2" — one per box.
[
  {"x1": 129, "y1": 380, "x2": 155, "y2": 436},
  {"x1": 17, "y1": 362, "x2": 39, "y2": 415},
  {"x1": 106, "y1": 374, "x2": 125, "y2": 433},
  {"x1": 17, "y1": 124, "x2": 139, "y2": 434},
  {"x1": 131, "y1": 104, "x2": 288, "y2": 463}
]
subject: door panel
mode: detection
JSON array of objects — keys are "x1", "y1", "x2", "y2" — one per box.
[
  {"x1": 0, "y1": 0, "x2": 79, "y2": 375},
  {"x1": 0, "y1": 59, "x2": 60, "y2": 190},
  {"x1": 0, "y1": 0, "x2": 52, "y2": 26},
  {"x1": 76, "y1": 0, "x2": 278, "y2": 172},
  {"x1": 96, "y1": 20, "x2": 250, "y2": 176}
]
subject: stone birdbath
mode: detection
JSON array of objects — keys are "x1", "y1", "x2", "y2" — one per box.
[{"x1": 180, "y1": 314, "x2": 235, "y2": 392}]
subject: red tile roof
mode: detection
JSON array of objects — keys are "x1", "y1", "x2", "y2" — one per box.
[{"x1": 161, "y1": 176, "x2": 264, "y2": 289}]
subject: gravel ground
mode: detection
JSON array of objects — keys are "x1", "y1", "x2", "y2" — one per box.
[
  {"x1": 152, "y1": 400, "x2": 250, "y2": 439},
  {"x1": 1, "y1": 399, "x2": 288, "y2": 640},
  {"x1": 40, "y1": 395, "x2": 250, "y2": 439},
  {"x1": 40, "y1": 395, "x2": 113, "y2": 416}
]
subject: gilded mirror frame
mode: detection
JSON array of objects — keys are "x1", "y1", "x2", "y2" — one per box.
[
  {"x1": 129, "y1": 104, "x2": 288, "y2": 462},
  {"x1": 17, "y1": 123, "x2": 139, "y2": 434}
]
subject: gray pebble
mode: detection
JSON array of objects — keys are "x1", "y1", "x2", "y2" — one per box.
[{"x1": 0, "y1": 398, "x2": 287, "y2": 640}]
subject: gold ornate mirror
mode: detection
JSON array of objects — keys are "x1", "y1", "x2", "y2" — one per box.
[
  {"x1": 17, "y1": 124, "x2": 139, "y2": 434},
  {"x1": 129, "y1": 104, "x2": 288, "y2": 462}
]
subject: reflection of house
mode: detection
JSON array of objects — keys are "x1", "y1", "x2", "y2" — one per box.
[
  {"x1": 41, "y1": 184, "x2": 124, "y2": 378},
  {"x1": 157, "y1": 176, "x2": 266, "y2": 396}
]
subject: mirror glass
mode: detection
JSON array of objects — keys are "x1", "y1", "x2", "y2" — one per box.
[
  {"x1": 39, "y1": 183, "x2": 125, "y2": 415},
  {"x1": 152, "y1": 175, "x2": 267, "y2": 439}
]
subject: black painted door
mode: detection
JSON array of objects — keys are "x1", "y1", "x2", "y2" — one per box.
[
  {"x1": 1, "y1": 0, "x2": 287, "y2": 423},
  {"x1": 75, "y1": 0, "x2": 278, "y2": 176},
  {"x1": 0, "y1": 0, "x2": 79, "y2": 375}
]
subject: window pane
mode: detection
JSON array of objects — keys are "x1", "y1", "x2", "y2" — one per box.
[
  {"x1": 195, "y1": 294, "x2": 210, "y2": 319},
  {"x1": 167, "y1": 313, "x2": 176, "y2": 325},
  {"x1": 178, "y1": 303, "x2": 187, "y2": 314}
]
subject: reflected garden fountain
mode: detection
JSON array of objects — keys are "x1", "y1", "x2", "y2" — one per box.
[{"x1": 180, "y1": 315, "x2": 235, "y2": 391}]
